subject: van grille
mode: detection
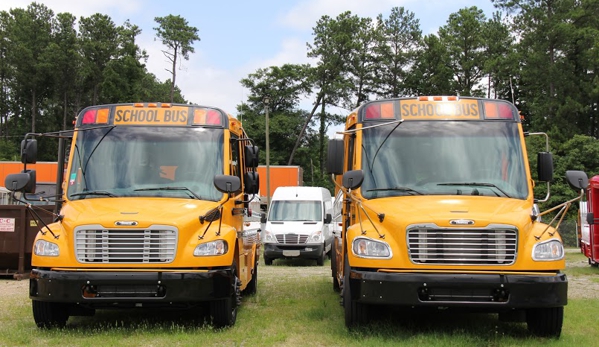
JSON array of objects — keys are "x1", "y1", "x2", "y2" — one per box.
[
  {"x1": 407, "y1": 226, "x2": 517, "y2": 265},
  {"x1": 276, "y1": 234, "x2": 308, "y2": 244},
  {"x1": 75, "y1": 226, "x2": 177, "y2": 263}
]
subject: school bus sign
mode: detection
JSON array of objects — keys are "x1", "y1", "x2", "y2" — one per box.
[{"x1": 114, "y1": 105, "x2": 189, "y2": 125}]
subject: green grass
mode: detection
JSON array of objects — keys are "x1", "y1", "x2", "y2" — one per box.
[{"x1": 1, "y1": 253, "x2": 598, "y2": 347}]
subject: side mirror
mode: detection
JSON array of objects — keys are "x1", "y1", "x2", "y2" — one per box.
[
  {"x1": 342, "y1": 170, "x2": 364, "y2": 190},
  {"x1": 214, "y1": 175, "x2": 241, "y2": 194},
  {"x1": 244, "y1": 171, "x2": 259, "y2": 195},
  {"x1": 565, "y1": 170, "x2": 588, "y2": 190},
  {"x1": 21, "y1": 139, "x2": 38, "y2": 164},
  {"x1": 260, "y1": 214, "x2": 267, "y2": 224},
  {"x1": 244, "y1": 145, "x2": 260, "y2": 168},
  {"x1": 587, "y1": 212, "x2": 594, "y2": 225},
  {"x1": 537, "y1": 152, "x2": 553, "y2": 182},
  {"x1": 326, "y1": 139, "x2": 344, "y2": 175},
  {"x1": 324, "y1": 213, "x2": 332, "y2": 224},
  {"x1": 4, "y1": 170, "x2": 36, "y2": 193}
]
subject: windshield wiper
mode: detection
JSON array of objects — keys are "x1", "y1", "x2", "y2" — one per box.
[
  {"x1": 437, "y1": 182, "x2": 510, "y2": 198},
  {"x1": 70, "y1": 190, "x2": 118, "y2": 198},
  {"x1": 134, "y1": 186, "x2": 202, "y2": 199},
  {"x1": 366, "y1": 186, "x2": 423, "y2": 195}
]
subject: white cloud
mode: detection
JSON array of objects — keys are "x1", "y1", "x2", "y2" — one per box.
[
  {"x1": 0, "y1": 0, "x2": 142, "y2": 18},
  {"x1": 279, "y1": 0, "x2": 412, "y2": 31}
]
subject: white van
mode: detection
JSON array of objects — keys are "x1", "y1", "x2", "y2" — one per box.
[{"x1": 262, "y1": 186, "x2": 333, "y2": 266}]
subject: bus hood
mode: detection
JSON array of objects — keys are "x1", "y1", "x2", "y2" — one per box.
[
  {"x1": 60, "y1": 198, "x2": 219, "y2": 229},
  {"x1": 364, "y1": 195, "x2": 532, "y2": 228}
]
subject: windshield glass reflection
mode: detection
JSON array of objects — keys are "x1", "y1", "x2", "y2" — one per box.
[
  {"x1": 67, "y1": 126, "x2": 223, "y2": 201},
  {"x1": 361, "y1": 121, "x2": 528, "y2": 199}
]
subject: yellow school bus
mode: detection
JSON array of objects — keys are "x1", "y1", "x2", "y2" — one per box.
[
  {"x1": 326, "y1": 96, "x2": 588, "y2": 337},
  {"x1": 4, "y1": 102, "x2": 261, "y2": 328}
]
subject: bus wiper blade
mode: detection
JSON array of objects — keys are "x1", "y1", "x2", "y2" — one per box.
[
  {"x1": 437, "y1": 182, "x2": 510, "y2": 197},
  {"x1": 134, "y1": 186, "x2": 201, "y2": 199},
  {"x1": 366, "y1": 186, "x2": 423, "y2": 195},
  {"x1": 70, "y1": 190, "x2": 118, "y2": 198}
]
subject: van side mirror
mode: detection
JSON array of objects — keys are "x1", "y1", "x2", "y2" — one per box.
[
  {"x1": 260, "y1": 214, "x2": 267, "y2": 224},
  {"x1": 565, "y1": 170, "x2": 588, "y2": 190},
  {"x1": 537, "y1": 152, "x2": 553, "y2": 182},
  {"x1": 326, "y1": 139, "x2": 344, "y2": 175},
  {"x1": 324, "y1": 213, "x2": 332, "y2": 224},
  {"x1": 587, "y1": 212, "x2": 594, "y2": 225},
  {"x1": 214, "y1": 175, "x2": 241, "y2": 194},
  {"x1": 21, "y1": 139, "x2": 38, "y2": 164},
  {"x1": 342, "y1": 170, "x2": 364, "y2": 190}
]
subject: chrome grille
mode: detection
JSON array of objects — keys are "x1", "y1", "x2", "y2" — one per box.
[
  {"x1": 407, "y1": 227, "x2": 517, "y2": 265},
  {"x1": 75, "y1": 225, "x2": 177, "y2": 263},
  {"x1": 275, "y1": 234, "x2": 308, "y2": 244}
]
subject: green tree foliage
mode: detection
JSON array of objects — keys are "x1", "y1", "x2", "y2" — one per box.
[
  {"x1": 374, "y1": 7, "x2": 422, "y2": 98},
  {"x1": 438, "y1": 7, "x2": 488, "y2": 96},
  {"x1": 153, "y1": 15, "x2": 200, "y2": 103},
  {"x1": 0, "y1": 3, "x2": 188, "y2": 162}
]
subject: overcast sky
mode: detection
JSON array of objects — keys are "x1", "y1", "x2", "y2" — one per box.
[{"x1": 1, "y1": 0, "x2": 497, "y2": 130}]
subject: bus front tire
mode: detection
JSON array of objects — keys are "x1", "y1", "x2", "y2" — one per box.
[
  {"x1": 343, "y1": 255, "x2": 368, "y2": 328},
  {"x1": 32, "y1": 300, "x2": 69, "y2": 329},
  {"x1": 526, "y1": 307, "x2": 563, "y2": 338}
]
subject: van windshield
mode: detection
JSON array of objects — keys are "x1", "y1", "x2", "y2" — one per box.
[{"x1": 269, "y1": 201, "x2": 322, "y2": 222}]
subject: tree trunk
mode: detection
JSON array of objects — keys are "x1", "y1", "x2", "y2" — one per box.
[
  {"x1": 287, "y1": 92, "x2": 324, "y2": 165},
  {"x1": 170, "y1": 50, "x2": 178, "y2": 103}
]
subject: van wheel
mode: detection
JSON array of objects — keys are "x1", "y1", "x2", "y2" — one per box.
[
  {"x1": 526, "y1": 307, "x2": 563, "y2": 337},
  {"x1": 264, "y1": 257, "x2": 273, "y2": 266},
  {"x1": 32, "y1": 300, "x2": 69, "y2": 329},
  {"x1": 317, "y1": 247, "x2": 325, "y2": 266},
  {"x1": 343, "y1": 255, "x2": 368, "y2": 327},
  {"x1": 210, "y1": 268, "x2": 240, "y2": 328}
]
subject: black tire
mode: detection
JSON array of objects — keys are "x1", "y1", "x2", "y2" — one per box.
[
  {"x1": 317, "y1": 247, "x2": 326, "y2": 266},
  {"x1": 244, "y1": 261, "x2": 258, "y2": 295},
  {"x1": 343, "y1": 255, "x2": 368, "y2": 328},
  {"x1": 526, "y1": 307, "x2": 563, "y2": 338},
  {"x1": 264, "y1": 256, "x2": 273, "y2": 266},
  {"x1": 32, "y1": 300, "x2": 69, "y2": 329},
  {"x1": 331, "y1": 247, "x2": 340, "y2": 292},
  {"x1": 210, "y1": 269, "x2": 241, "y2": 328}
]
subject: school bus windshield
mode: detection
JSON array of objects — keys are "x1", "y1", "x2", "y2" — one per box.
[
  {"x1": 360, "y1": 121, "x2": 528, "y2": 199},
  {"x1": 67, "y1": 126, "x2": 224, "y2": 201}
]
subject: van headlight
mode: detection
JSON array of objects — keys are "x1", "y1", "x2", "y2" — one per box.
[
  {"x1": 194, "y1": 240, "x2": 228, "y2": 256},
  {"x1": 34, "y1": 240, "x2": 59, "y2": 257},
  {"x1": 532, "y1": 239, "x2": 564, "y2": 261},
  {"x1": 262, "y1": 231, "x2": 276, "y2": 243},
  {"x1": 308, "y1": 230, "x2": 324, "y2": 243},
  {"x1": 352, "y1": 237, "x2": 392, "y2": 258}
]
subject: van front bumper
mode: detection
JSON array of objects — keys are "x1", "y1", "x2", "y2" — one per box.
[
  {"x1": 263, "y1": 243, "x2": 324, "y2": 260},
  {"x1": 347, "y1": 270, "x2": 567, "y2": 309},
  {"x1": 29, "y1": 268, "x2": 235, "y2": 309}
]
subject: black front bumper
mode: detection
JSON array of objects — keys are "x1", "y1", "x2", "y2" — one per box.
[
  {"x1": 263, "y1": 243, "x2": 324, "y2": 260},
  {"x1": 29, "y1": 268, "x2": 234, "y2": 309},
  {"x1": 349, "y1": 270, "x2": 567, "y2": 309}
]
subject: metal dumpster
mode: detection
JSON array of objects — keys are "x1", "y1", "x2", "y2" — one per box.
[{"x1": 0, "y1": 204, "x2": 55, "y2": 279}]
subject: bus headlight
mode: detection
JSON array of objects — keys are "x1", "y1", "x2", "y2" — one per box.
[
  {"x1": 352, "y1": 237, "x2": 392, "y2": 258},
  {"x1": 34, "y1": 240, "x2": 59, "y2": 257},
  {"x1": 532, "y1": 239, "x2": 564, "y2": 261},
  {"x1": 193, "y1": 240, "x2": 228, "y2": 256}
]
